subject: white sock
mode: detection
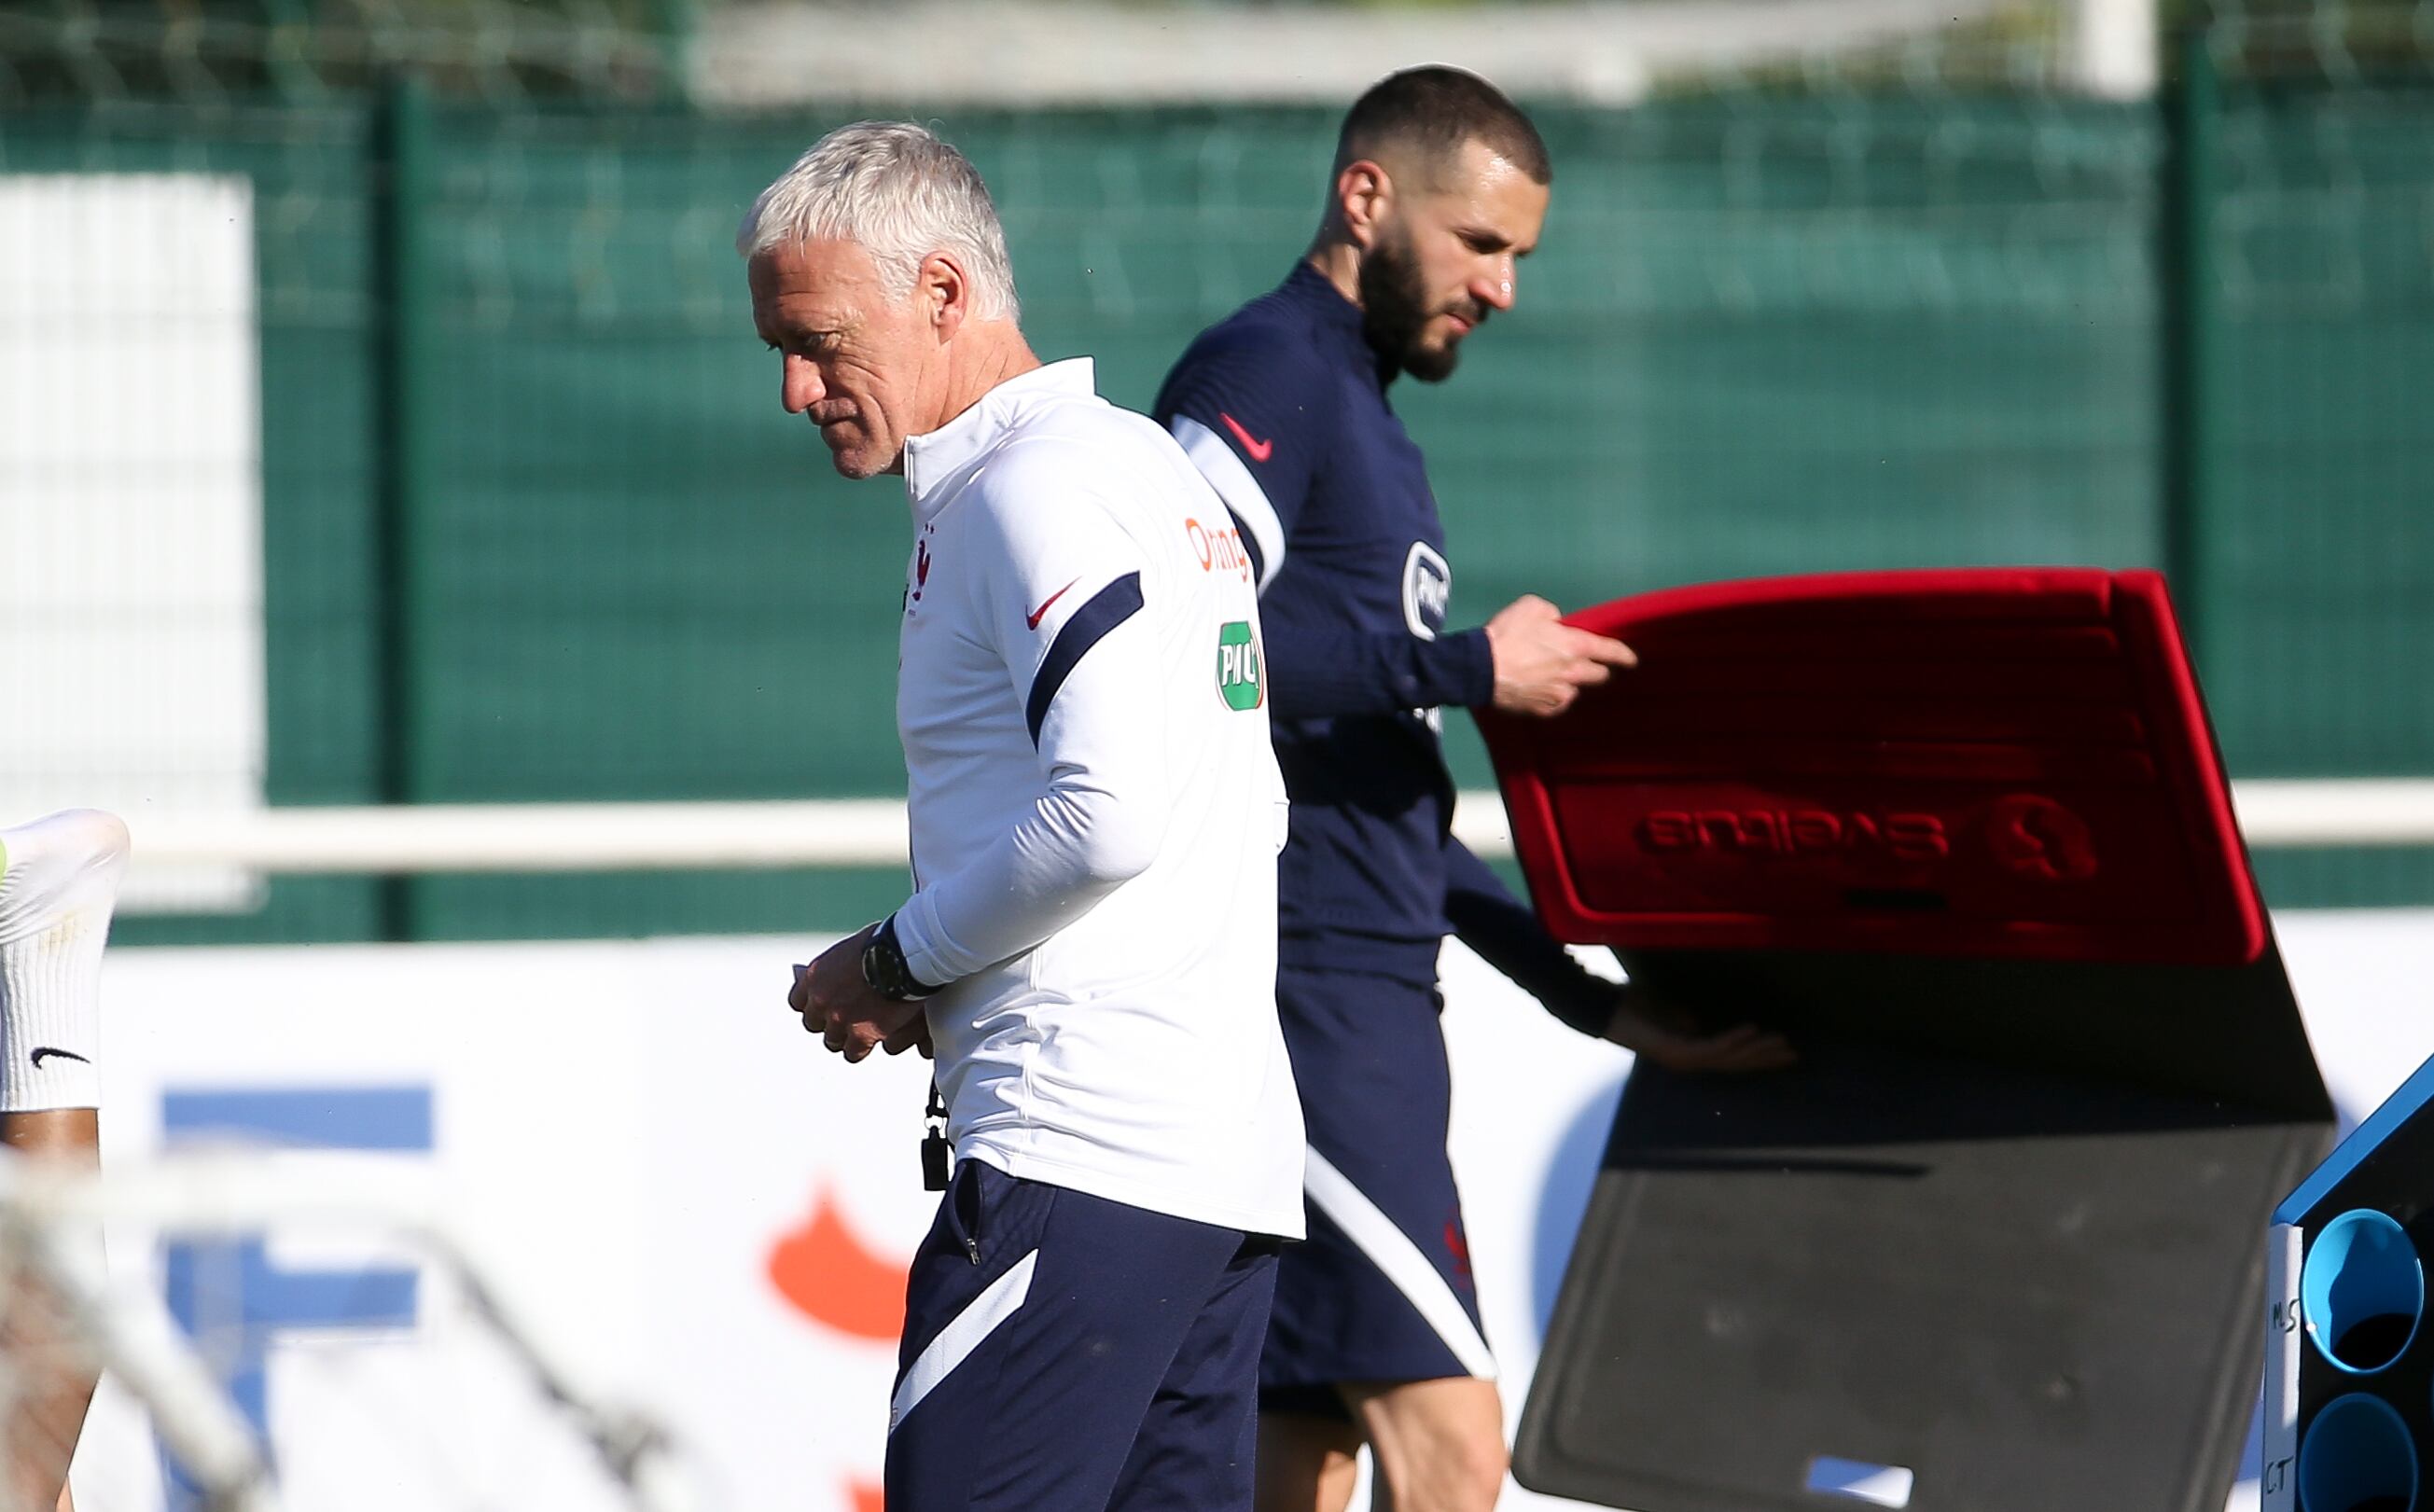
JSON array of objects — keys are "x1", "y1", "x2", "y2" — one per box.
[{"x1": 0, "y1": 811, "x2": 130, "y2": 1113}]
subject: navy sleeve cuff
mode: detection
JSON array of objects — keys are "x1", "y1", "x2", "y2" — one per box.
[
  {"x1": 1424, "y1": 628, "x2": 1497, "y2": 711},
  {"x1": 1539, "y1": 978, "x2": 1620, "y2": 1037}
]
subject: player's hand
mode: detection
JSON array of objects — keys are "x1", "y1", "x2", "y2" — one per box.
[
  {"x1": 1600, "y1": 984, "x2": 1796, "y2": 1074},
  {"x1": 1484, "y1": 595, "x2": 1637, "y2": 717},
  {"x1": 790, "y1": 928, "x2": 927, "y2": 1064}
]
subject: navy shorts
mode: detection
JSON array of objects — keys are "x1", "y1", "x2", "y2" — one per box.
[
  {"x1": 1260, "y1": 965, "x2": 1496, "y2": 1418},
  {"x1": 886, "y1": 1159, "x2": 1282, "y2": 1512}
]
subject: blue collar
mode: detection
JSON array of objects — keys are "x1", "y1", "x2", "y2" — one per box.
[{"x1": 1280, "y1": 261, "x2": 1399, "y2": 390}]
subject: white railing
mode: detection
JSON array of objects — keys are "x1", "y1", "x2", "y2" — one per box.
[{"x1": 116, "y1": 780, "x2": 2434, "y2": 881}]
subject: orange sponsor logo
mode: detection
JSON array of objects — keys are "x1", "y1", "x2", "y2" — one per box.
[
  {"x1": 1186, "y1": 517, "x2": 1254, "y2": 582},
  {"x1": 766, "y1": 1185, "x2": 911, "y2": 1342}
]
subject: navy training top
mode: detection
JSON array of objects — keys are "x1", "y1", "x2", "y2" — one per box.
[{"x1": 1154, "y1": 263, "x2": 1611, "y2": 1033}]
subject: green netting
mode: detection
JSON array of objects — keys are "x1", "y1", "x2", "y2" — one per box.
[
  {"x1": 2205, "y1": 88, "x2": 2434, "y2": 779},
  {"x1": 2, "y1": 76, "x2": 2428, "y2": 942},
  {"x1": 0, "y1": 1, "x2": 680, "y2": 105}
]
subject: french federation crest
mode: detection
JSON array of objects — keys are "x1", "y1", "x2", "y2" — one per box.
[{"x1": 1402, "y1": 541, "x2": 1451, "y2": 640}]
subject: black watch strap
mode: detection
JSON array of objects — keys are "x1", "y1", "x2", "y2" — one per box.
[{"x1": 862, "y1": 915, "x2": 941, "y2": 1001}]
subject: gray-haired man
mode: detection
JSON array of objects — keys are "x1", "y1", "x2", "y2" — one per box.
[{"x1": 750, "y1": 122, "x2": 1304, "y2": 1512}]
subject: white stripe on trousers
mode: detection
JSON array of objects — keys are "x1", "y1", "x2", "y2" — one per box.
[
  {"x1": 889, "y1": 1249, "x2": 1040, "y2": 1432},
  {"x1": 1301, "y1": 1146, "x2": 1497, "y2": 1380}
]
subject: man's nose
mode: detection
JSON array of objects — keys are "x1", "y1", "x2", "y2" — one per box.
[
  {"x1": 782, "y1": 354, "x2": 824, "y2": 413},
  {"x1": 1477, "y1": 257, "x2": 1518, "y2": 312}
]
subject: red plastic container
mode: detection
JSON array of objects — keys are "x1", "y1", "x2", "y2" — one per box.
[{"x1": 1477, "y1": 568, "x2": 2264, "y2": 966}]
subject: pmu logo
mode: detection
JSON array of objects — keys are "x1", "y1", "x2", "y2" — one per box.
[
  {"x1": 1216, "y1": 621, "x2": 1264, "y2": 711},
  {"x1": 1641, "y1": 809, "x2": 1951, "y2": 861}
]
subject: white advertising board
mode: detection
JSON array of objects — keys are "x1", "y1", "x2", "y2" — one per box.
[{"x1": 61, "y1": 910, "x2": 2434, "y2": 1511}]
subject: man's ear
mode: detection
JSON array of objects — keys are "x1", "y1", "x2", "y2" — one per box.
[
  {"x1": 1334, "y1": 159, "x2": 1394, "y2": 251},
  {"x1": 917, "y1": 251, "x2": 970, "y2": 340}
]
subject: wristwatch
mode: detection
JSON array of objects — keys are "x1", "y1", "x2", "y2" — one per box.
[{"x1": 861, "y1": 915, "x2": 940, "y2": 1001}]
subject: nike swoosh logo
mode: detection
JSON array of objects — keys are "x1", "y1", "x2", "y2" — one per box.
[
  {"x1": 1219, "y1": 412, "x2": 1273, "y2": 464},
  {"x1": 1026, "y1": 578, "x2": 1080, "y2": 631},
  {"x1": 29, "y1": 1047, "x2": 89, "y2": 1069}
]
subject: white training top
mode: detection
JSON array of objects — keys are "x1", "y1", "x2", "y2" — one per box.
[{"x1": 887, "y1": 358, "x2": 1305, "y2": 1239}]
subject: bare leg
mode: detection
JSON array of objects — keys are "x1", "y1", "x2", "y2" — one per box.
[
  {"x1": 1343, "y1": 1378, "x2": 1507, "y2": 1512},
  {"x1": 0, "y1": 812, "x2": 122, "y2": 1512},
  {"x1": 1257, "y1": 1410, "x2": 1365, "y2": 1512},
  {"x1": 2, "y1": 1110, "x2": 98, "y2": 1512}
]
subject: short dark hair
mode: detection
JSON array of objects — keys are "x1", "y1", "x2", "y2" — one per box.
[{"x1": 1333, "y1": 66, "x2": 1551, "y2": 188}]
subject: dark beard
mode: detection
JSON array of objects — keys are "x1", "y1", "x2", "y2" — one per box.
[{"x1": 1358, "y1": 222, "x2": 1464, "y2": 383}]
